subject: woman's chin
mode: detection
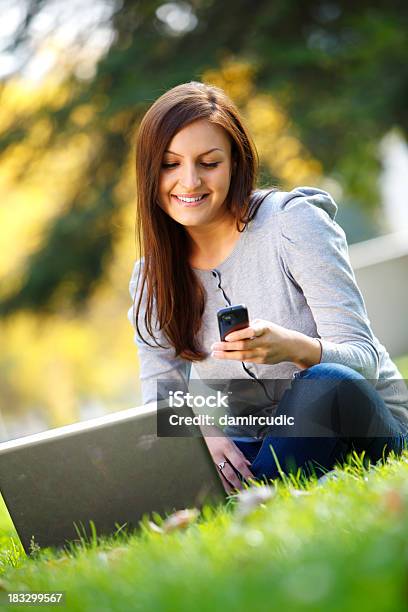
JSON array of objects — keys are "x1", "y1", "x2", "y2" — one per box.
[{"x1": 174, "y1": 214, "x2": 206, "y2": 227}]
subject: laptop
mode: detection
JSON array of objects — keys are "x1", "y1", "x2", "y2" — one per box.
[{"x1": 0, "y1": 402, "x2": 226, "y2": 554}]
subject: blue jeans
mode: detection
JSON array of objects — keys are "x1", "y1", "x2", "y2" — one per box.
[{"x1": 233, "y1": 363, "x2": 408, "y2": 481}]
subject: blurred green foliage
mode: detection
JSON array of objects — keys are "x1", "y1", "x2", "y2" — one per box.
[{"x1": 1, "y1": 0, "x2": 407, "y2": 314}]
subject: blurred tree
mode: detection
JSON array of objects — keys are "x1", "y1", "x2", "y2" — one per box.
[{"x1": 1, "y1": 0, "x2": 407, "y2": 315}]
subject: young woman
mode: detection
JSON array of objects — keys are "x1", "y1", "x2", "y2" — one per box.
[{"x1": 128, "y1": 81, "x2": 408, "y2": 493}]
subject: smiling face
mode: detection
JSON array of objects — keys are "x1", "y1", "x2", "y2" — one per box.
[{"x1": 158, "y1": 118, "x2": 236, "y2": 231}]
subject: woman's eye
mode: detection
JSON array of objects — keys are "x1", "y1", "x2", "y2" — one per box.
[{"x1": 161, "y1": 162, "x2": 220, "y2": 169}]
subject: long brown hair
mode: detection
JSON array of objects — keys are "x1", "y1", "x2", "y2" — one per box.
[{"x1": 133, "y1": 81, "x2": 276, "y2": 361}]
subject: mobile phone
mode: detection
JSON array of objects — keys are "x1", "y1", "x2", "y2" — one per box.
[{"x1": 217, "y1": 304, "x2": 250, "y2": 341}]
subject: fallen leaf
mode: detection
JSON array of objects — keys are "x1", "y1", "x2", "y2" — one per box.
[
  {"x1": 235, "y1": 485, "x2": 276, "y2": 519},
  {"x1": 383, "y1": 489, "x2": 404, "y2": 515},
  {"x1": 161, "y1": 508, "x2": 200, "y2": 533}
]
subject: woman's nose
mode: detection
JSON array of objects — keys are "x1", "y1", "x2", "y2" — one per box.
[{"x1": 179, "y1": 165, "x2": 202, "y2": 190}]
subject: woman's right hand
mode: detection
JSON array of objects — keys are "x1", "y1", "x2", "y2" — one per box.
[{"x1": 203, "y1": 426, "x2": 255, "y2": 493}]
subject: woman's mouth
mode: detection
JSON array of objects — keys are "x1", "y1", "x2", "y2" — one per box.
[{"x1": 171, "y1": 194, "x2": 209, "y2": 207}]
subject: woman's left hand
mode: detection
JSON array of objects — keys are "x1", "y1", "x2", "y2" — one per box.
[{"x1": 210, "y1": 319, "x2": 296, "y2": 365}]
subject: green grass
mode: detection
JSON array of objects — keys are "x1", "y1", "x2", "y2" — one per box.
[
  {"x1": 1, "y1": 449, "x2": 408, "y2": 612},
  {"x1": 1, "y1": 356, "x2": 407, "y2": 611}
]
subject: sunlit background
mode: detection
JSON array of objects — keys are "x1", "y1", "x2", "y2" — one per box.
[{"x1": 1, "y1": 0, "x2": 407, "y2": 440}]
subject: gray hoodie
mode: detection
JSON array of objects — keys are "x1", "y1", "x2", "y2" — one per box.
[{"x1": 128, "y1": 186, "x2": 408, "y2": 438}]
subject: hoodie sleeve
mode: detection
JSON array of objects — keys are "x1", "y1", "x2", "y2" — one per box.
[
  {"x1": 278, "y1": 186, "x2": 379, "y2": 379},
  {"x1": 127, "y1": 259, "x2": 192, "y2": 405}
]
